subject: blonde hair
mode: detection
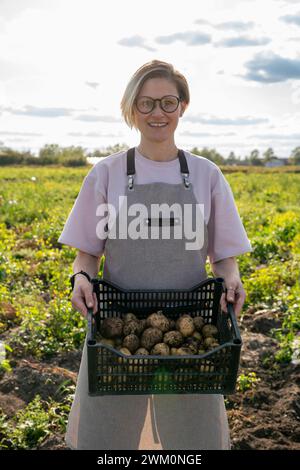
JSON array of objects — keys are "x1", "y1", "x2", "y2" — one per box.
[{"x1": 120, "y1": 60, "x2": 190, "y2": 130}]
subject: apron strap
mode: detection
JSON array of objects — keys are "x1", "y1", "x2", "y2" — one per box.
[
  {"x1": 127, "y1": 147, "x2": 135, "y2": 190},
  {"x1": 126, "y1": 147, "x2": 190, "y2": 190},
  {"x1": 178, "y1": 149, "x2": 190, "y2": 189}
]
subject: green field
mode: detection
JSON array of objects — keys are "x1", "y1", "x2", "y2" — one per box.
[{"x1": 0, "y1": 165, "x2": 299, "y2": 449}]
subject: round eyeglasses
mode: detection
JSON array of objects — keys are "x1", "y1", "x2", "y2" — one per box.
[{"x1": 135, "y1": 95, "x2": 182, "y2": 114}]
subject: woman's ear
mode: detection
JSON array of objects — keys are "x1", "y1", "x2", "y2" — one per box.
[{"x1": 180, "y1": 101, "x2": 188, "y2": 117}]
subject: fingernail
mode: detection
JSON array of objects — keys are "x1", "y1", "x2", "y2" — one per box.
[{"x1": 88, "y1": 302, "x2": 93, "y2": 307}]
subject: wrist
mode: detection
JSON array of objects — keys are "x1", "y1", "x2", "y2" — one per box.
[
  {"x1": 212, "y1": 257, "x2": 239, "y2": 279},
  {"x1": 70, "y1": 270, "x2": 91, "y2": 291}
]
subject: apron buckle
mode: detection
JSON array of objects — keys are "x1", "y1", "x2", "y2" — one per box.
[
  {"x1": 128, "y1": 174, "x2": 134, "y2": 191},
  {"x1": 182, "y1": 173, "x2": 190, "y2": 189}
]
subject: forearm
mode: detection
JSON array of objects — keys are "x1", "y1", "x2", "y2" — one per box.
[
  {"x1": 210, "y1": 256, "x2": 240, "y2": 282},
  {"x1": 73, "y1": 250, "x2": 101, "y2": 278}
]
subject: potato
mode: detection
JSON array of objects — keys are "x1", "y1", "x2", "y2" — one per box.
[
  {"x1": 100, "y1": 338, "x2": 115, "y2": 348},
  {"x1": 151, "y1": 343, "x2": 170, "y2": 356},
  {"x1": 206, "y1": 341, "x2": 220, "y2": 351},
  {"x1": 123, "y1": 320, "x2": 141, "y2": 336},
  {"x1": 117, "y1": 347, "x2": 132, "y2": 366},
  {"x1": 135, "y1": 347, "x2": 149, "y2": 355},
  {"x1": 176, "y1": 315, "x2": 195, "y2": 337},
  {"x1": 192, "y1": 331, "x2": 202, "y2": 342},
  {"x1": 184, "y1": 337, "x2": 199, "y2": 354},
  {"x1": 123, "y1": 313, "x2": 137, "y2": 322},
  {"x1": 193, "y1": 316, "x2": 205, "y2": 331},
  {"x1": 153, "y1": 370, "x2": 168, "y2": 384},
  {"x1": 202, "y1": 324, "x2": 219, "y2": 338},
  {"x1": 100, "y1": 317, "x2": 124, "y2": 338},
  {"x1": 140, "y1": 327, "x2": 163, "y2": 350},
  {"x1": 118, "y1": 347, "x2": 131, "y2": 355},
  {"x1": 173, "y1": 367, "x2": 196, "y2": 383},
  {"x1": 198, "y1": 348, "x2": 206, "y2": 355},
  {"x1": 203, "y1": 337, "x2": 219, "y2": 350},
  {"x1": 128, "y1": 357, "x2": 144, "y2": 374},
  {"x1": 115, "y1": 347, "x2": 132, "y2": 384},
  {"x1": 176, "y1": 347, "x2": 193, "y2": 355},
  {"x1": 102, "y1": 366, "x2": 113, "y2": 384},
  {"x1": 163, "y1": 330, "x2": 183, "y2": 347},
  {"x1": 101, "y1": 366, "x2": 128, "y2": 386},
  {"x1": 146, "y1": 312, "x2": 170, "y2": 332},
  {"x1": 199, "y1": 363, "x2": 214, "y2": 372},
  {"x1": 122, "y1": 334, "x2": 140, "y2": 353}
]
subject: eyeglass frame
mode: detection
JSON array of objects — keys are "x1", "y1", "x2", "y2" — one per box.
[{"x1": 134, "y1": 94, "x2": 182, "y2": 114}]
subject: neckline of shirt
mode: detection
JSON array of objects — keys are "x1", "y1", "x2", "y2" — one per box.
[{"x1": 134, "y1": 146, "x2": 183, "y2": 167}]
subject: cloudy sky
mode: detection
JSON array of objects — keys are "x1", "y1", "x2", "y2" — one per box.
[{"x1": 0, "y1": 0, "x2": 300, "y2": 159}]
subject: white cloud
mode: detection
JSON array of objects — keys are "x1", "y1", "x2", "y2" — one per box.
[{"x1": 0, "y1": 0, "x2": 299, "y2": 158}]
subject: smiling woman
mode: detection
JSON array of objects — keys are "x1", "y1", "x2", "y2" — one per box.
[
  {"x1": 120, "y1": 60, "x2": 190, "y2": 162},
  {"x1": 58, "y1": 59, "x2": 252, "y2": 451}
]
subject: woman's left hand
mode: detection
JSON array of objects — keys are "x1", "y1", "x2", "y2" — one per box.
[{"x1": 220, "y1": 279, "x2": 246, "y2": 317}]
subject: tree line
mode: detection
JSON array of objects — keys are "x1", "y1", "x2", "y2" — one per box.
[{"x1": 0, "y1": 143, "x2": 300, "y2": 166}]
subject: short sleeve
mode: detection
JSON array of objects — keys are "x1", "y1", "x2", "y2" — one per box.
[
  {"x1": 207, "y1": 169, "x2": 252, "y2": 263},
  {"x1": 57, "y1": 167, "x2": 107, "y2": 257}
]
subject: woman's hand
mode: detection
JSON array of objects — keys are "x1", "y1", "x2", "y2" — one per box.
[
  {"x1": 71, "y1": 275, "x2": 98, "y2": 318},
  {"x1": 220, "y1": 279, "x2": 246, "y2": 317},
  {"x1": 211, "y1": 256, "x2": 246, "y2": 317}
]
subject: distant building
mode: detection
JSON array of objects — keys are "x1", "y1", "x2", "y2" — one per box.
[{"x1": 265, "y1": 157, "x2": 287, "y2": 167}]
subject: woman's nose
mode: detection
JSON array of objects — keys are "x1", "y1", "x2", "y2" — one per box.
[{"x1": 151, "y1": 101, "x2": 165, "y2": 116}]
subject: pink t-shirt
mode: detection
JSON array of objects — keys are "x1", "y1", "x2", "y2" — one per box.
[{"x1": 58, "y1": 147, "x2": 252, "y2": 263}]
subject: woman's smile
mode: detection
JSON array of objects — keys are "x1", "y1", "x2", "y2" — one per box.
[{"x1": 148, "y1": 122, "x2": 168, "y2": 128}]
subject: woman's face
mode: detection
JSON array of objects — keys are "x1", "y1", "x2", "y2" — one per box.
[{"x1": 133, "y1": 77, "x2": 187, "y2": 143}]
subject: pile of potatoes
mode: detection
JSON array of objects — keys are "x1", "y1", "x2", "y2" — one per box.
[{"x1": 96, "y1": 310, "x2": 220, "y2": 357}]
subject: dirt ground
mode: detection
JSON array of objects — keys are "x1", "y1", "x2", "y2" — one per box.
[{"x1": 0, "y1": 308, "x2": 299, "y2": 450}]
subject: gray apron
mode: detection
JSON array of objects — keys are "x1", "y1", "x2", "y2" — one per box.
[{"x1": 65, "y1": 148, "x2": 231, "y2": 450}]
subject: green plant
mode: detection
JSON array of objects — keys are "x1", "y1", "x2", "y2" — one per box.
[
  {"x1": 237, "y1": 372, "x2": 261, "y2": 392},
  {"x1": 0, "y1": 389, "x2": 74, "y2": 449},
  {"x1": 1, "y1": 167, "x2": 299, "y2": 366}
]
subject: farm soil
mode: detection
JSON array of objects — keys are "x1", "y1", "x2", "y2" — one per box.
[{"x1": 0, "y1": 309, "x2": 299, "y2": 450}]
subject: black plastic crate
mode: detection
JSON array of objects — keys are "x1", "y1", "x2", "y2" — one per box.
[{"x1": 86, "y1": 277, "x2": 242, "y2": 396}]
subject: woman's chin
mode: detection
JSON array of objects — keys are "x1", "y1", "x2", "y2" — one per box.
[{"x1": 146, "y1": 133, "x2": 171, "y2": 144}]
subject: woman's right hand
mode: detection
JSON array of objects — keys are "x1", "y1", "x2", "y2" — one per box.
[{"x1": 71, "y1": 276, "x2": 98, "y2": 318}]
